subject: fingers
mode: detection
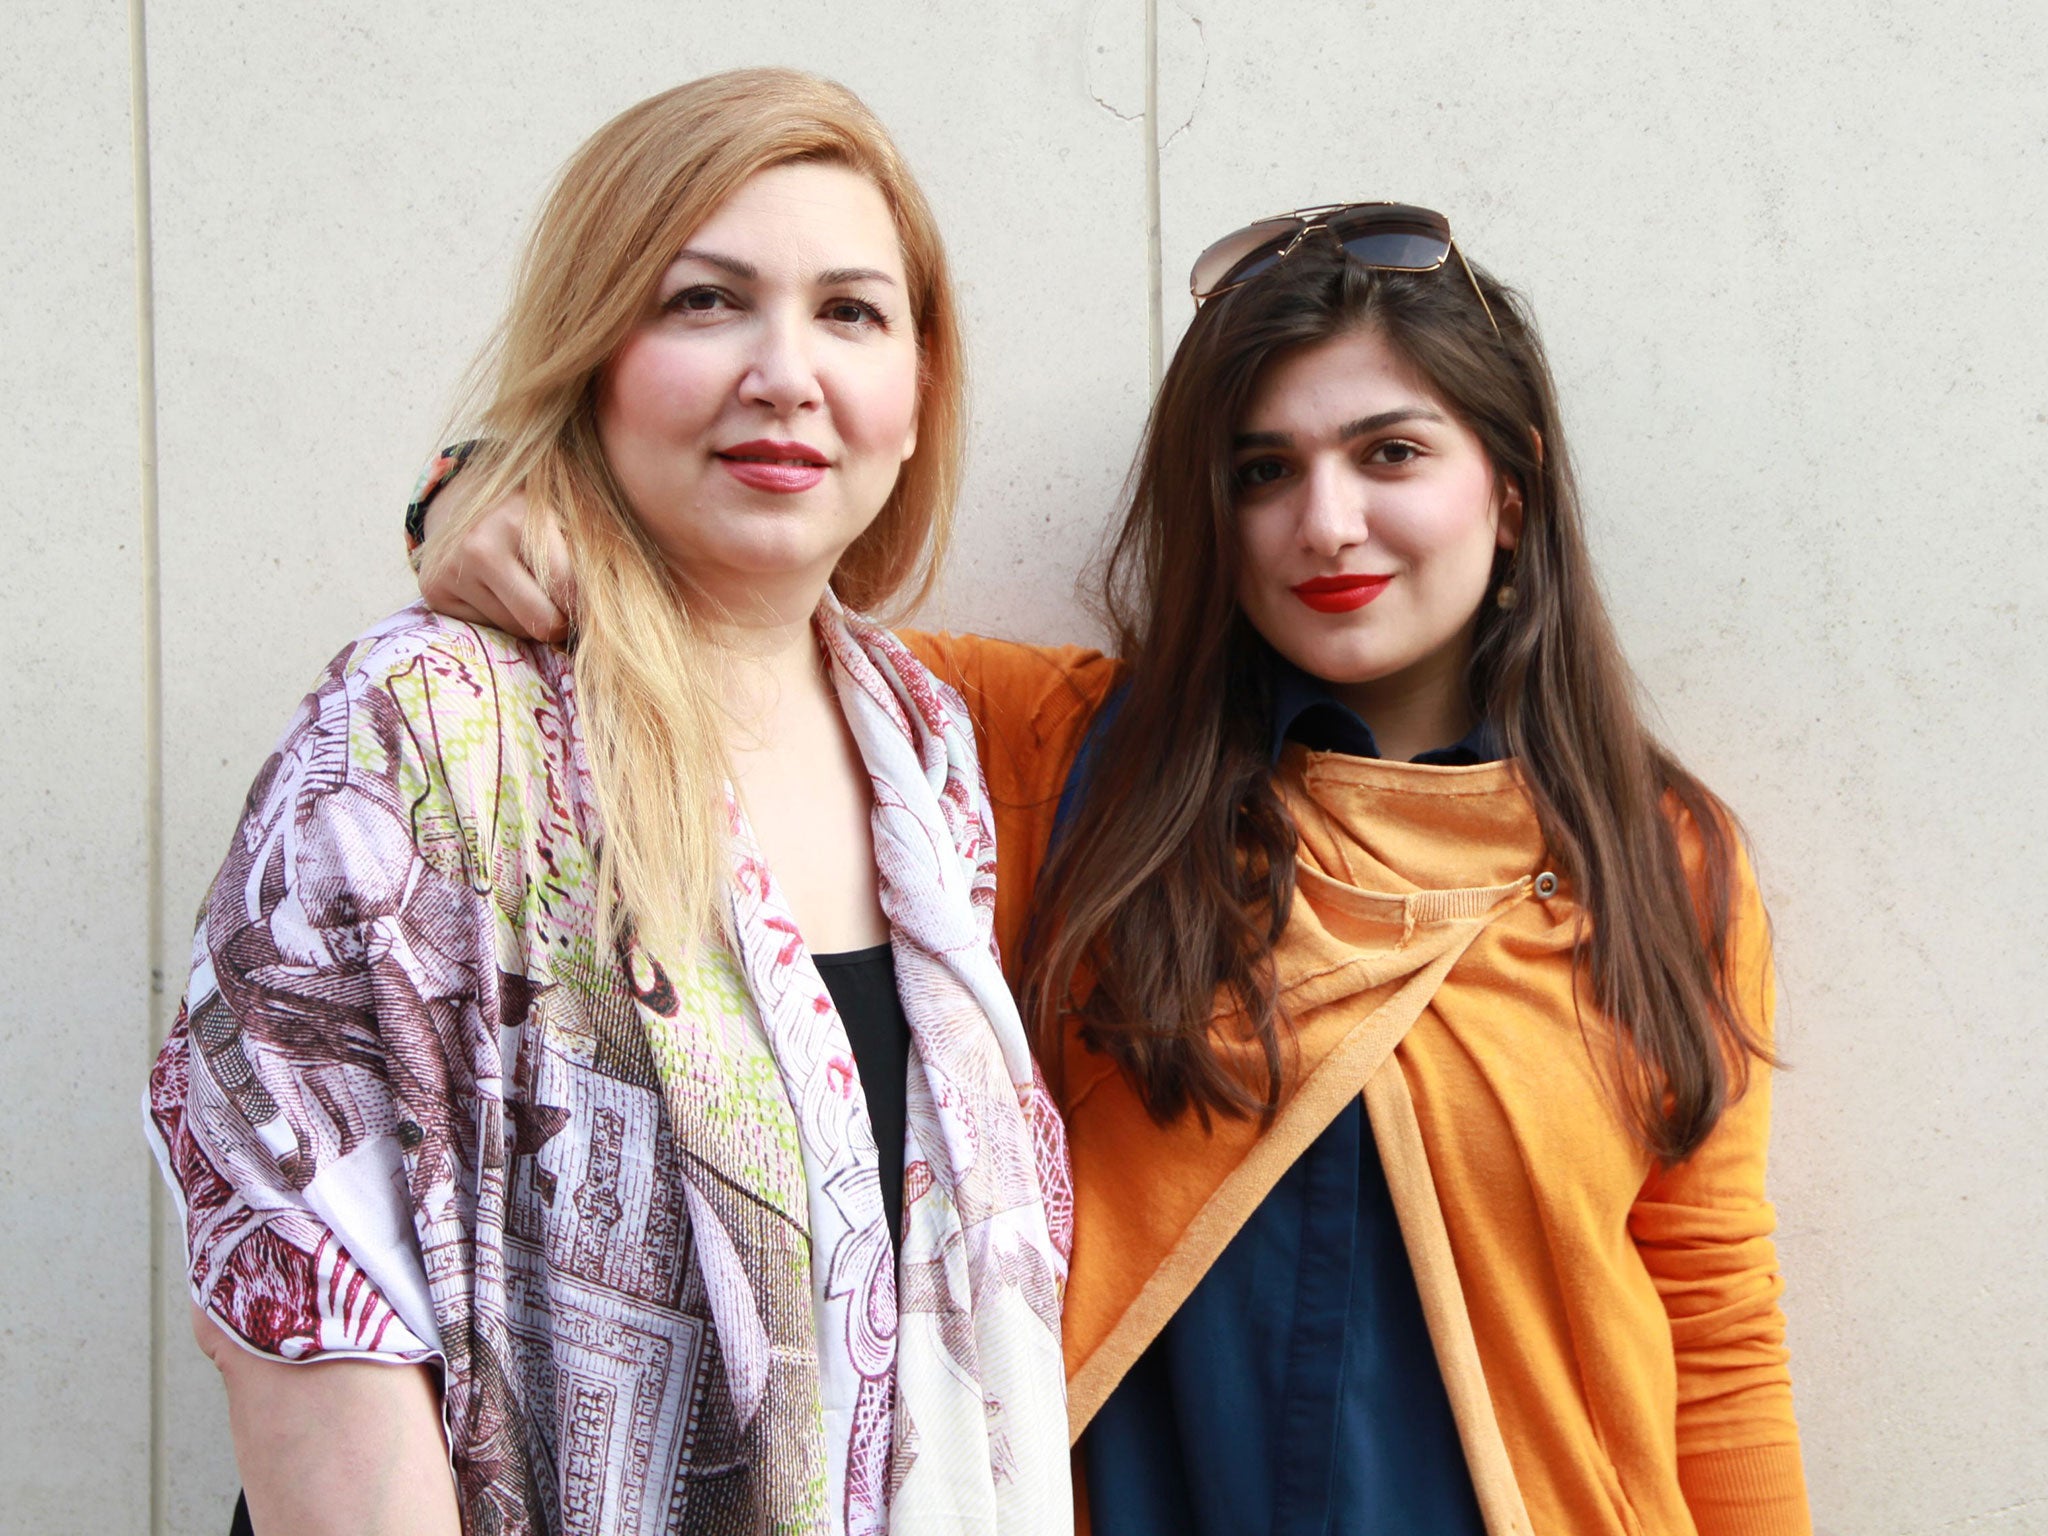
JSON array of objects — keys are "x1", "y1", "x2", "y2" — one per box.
[
  {"x1": 419, "y1": 547, "x2": 560, "y2": 642},
  {"x1": 418, "y1": 544, "x2": 517, "y2": 633},
  {"x1": 417, "y1": 489, "x2": 534, "y2": 637},
  {"x1": 480, "y1": 563, "x2": 569, "y2": 645},
  {"x1": 416, "y1": 479, "x2": 575, "y2": 644},
  {"x1": 426, "y1": 588, "x2": 512, "y2": 633},
  {"x1": 539, "y1": 516, "x2": 579, "y2": 625}
]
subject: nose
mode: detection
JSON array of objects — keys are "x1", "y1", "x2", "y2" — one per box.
[
  {"x1": 740, "y1": 307, "x2": 823, "y2": 415},
  {"x1": 1295, "y1": 457, "x2": 1369, "y2": 556}
]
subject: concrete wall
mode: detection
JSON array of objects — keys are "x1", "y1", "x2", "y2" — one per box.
[{"x1": 2, "y1": 2, "x2": 2040, "y2": 1531}]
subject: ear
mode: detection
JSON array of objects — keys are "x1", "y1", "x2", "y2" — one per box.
[
  {"x1": 900, "y1": 355, "x2": 925, "y2": 464},
  {"x1": 1496, "y1": 474, "x2": 1524, "y2": 552},
  {"x1": 1495, "y1": 427, "x2": 1540, "y2": 550}
]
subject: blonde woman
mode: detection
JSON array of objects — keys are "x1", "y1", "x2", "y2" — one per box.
[{"x1": 146, "y1": 72, "x2": 1072, "y2": 1536}]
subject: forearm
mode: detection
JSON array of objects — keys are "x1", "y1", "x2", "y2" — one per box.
[
  {"x1": 200, "y1": 1307, "x2": 463, "y2": 1535},
  {"x1": 1680, "y1": 1440, "x2": 1811, "y2": 1536}
]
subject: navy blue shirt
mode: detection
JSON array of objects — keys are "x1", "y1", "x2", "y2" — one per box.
[{"x1": 1079, "y1": 656, "x2": 1490, "y2": 1536}]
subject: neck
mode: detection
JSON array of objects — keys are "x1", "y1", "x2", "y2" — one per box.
[
  {"x1": 1332, "y1": 629, "x2": 1477, "y2": 763},
  {"x1": 709, "y1": 585, "x2": 837, "y2": 739}
]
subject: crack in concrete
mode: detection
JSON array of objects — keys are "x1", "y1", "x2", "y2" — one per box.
[
  {"x1": 1160, "y1": 8, "x2": 1208, "y2": 149},
  {"x1": 1090, "y1": 89, "x2": 1142, "y2": 124},
  {"x1": 1932, "y1": 1498, "x2": 2048, "y2": 1531}
]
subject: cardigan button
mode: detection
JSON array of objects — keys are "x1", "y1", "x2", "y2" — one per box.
[{"x1": 1533, "y1": 871, "x2": 1560, "y2": 899}]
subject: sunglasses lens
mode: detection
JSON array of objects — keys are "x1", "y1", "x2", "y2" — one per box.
[
  {"x1": 1191, "y1": 205, "x2": 1461, "y2": 300},
  {"x1": 1190, "y1": 217, "x2": 1300, "y2": 297},
  {"x1": 1326, "y1": 204, "x2": 1452, "y2": 270},
  {"x1": 1340, "y1": 228, "x2": 1452, "y2": 267}
]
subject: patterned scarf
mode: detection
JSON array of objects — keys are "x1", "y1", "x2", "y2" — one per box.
[
  {"x1": 146, "y1": 601, "x2": 1072, "y2": 1536},
  {"x1": 706, "y1": 597, "x2": 1074, "y2": 1530}
]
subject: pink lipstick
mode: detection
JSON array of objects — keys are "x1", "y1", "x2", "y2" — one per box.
[
  {"x1": 1291, "y1": 573, "x2": 1392, "y2": 614},
  {"x1": 716, "y1": 439, "x2": 829, "y2": 493}
]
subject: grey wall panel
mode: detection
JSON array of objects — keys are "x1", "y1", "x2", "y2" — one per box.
[
  {"x1": 156, "y1": 1212, "x2": 233, "y2": 1536},
  {"x1": 0, "y1": 2, "x2": 152, "y2": 1530}
]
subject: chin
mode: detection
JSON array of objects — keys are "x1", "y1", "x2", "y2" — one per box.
[
  {"x1": 1298, "y1": 652, "x2": 1400, "y2": 689},
  {"x1": 680, "y1": 516, "x2": 849, "y2": 576},
  {"x1": 1265, "y1": 625, "x2": 1392, "y2": 687},
  {"x1": 726, "y1": 534, "x2": 842, "y2": 574}
]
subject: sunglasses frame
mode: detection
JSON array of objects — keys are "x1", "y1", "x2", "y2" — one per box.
[{"x1": 1189, "y1": 201, "x2": 1501, "y2": 340}]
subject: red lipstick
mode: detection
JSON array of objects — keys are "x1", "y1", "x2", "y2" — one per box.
[
  {"x1": 716, "y1": 439, "x2": 829, "y2": 493},
  {"x1": 1290, "y1": 573, "x2": 1392, "y2": 613}
]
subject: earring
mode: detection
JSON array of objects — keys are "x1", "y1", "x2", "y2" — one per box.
[{"x1": 1495, "y1": 575, "x2": 1519, "y2": 610}]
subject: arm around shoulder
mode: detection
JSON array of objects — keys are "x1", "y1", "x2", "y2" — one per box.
[{"x1": 898, "y1": 630, "x2": 1121, "y2": 800}]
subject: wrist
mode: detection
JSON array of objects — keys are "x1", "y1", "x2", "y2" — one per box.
[{"x1": 404, "y1": 440, "x2": 479, "y2": 553}]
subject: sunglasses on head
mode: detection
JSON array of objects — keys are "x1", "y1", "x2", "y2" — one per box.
[{"x1": 1188, "y1": 201, "x2": 1501, "y2": 339}]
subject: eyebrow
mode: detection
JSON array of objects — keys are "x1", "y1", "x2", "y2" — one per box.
[
  {"x1": 669, "y1": 250, "x2": 899, "y2": 287},
  {"x1": 818, "y1": 266, "x2": 898, "y2": 288},
  {"x1": 672, "y1": 248, "x2": 756, "y2": 280},
  {"x1": 1233, "y1": 406, "x2": 1446, "y2": 451}
]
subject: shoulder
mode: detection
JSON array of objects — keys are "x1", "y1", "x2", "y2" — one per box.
[
  {"x1": 1659, "y1": 781, "x2": 1763, "y2": 908},
  {"x1": 1660, "y1": 780, "x2": 1776, "y2": 1036},
  {"x1": 244, "y1": 606, "x2": 587, "y2": 880},
  {"x1": 292, "y1": 605, "x2": 576, "y2": 776},
  {"x1": 898, "y1": 630, "x2": 1123, "y2": 746},
  {"x1": 900, "y1": 629, "x2": 1121, "y2": 701},
  {"x1": 322, "y1": 603, "x2": 569, "y2": 713},
  {"x1": 898, "y1": 631, "x2": 1124, "y2": 815}
]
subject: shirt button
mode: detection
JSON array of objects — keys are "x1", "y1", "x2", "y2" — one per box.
[{"x1": 1533, "y1": 871, "x2": 1560, "y2": 899}]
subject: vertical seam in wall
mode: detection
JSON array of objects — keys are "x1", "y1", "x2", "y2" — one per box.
[
  {"x1": 1145, "y1": 0, "x2": 1162, "y2": 390},
  {"x1": 129, "y1": 0, "x2": 166, "y2": 1530}
]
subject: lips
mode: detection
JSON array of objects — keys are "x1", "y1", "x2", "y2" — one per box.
[
  {"x1": 1290, "y1": 573, "x2": 1392, "y2": 614},
  {"x1": 715, "y1": 439, "x2": 829, "y2": 494}
]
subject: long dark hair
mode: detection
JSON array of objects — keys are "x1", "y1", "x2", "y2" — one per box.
[{"x1": 1022, "y1": 240, "x2": 1769, "y2": 1162}]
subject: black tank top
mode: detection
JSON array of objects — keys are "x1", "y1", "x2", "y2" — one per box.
[{"x1": 813, "y1": 941, "x2": 912, "y2": 1249}]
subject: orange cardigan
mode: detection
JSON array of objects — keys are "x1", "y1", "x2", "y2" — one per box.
[{"x1": 905, "y1": 631, "x2": 1811, "y2": 1536}]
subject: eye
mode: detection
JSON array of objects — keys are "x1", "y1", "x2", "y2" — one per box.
[
  {"x1": 822, "y1": 296, "x2": 889, "y2": 328},
  {"x1": 1233, "y1": 457, "x2": 1291, "y2": 493},
  {"x1": 662, "y1": 284, "x2": 734, "y2": 315},
  {"x1": 1368, "y1": 438, "x2": 1424, "y2": 466}
]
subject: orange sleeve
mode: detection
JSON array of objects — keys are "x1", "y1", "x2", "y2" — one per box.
[
  {"x1": 1629, "y1": 845, "x2": 1812, "y2": 1536},
  {"x1": 898, "y1": 631, "x2": 1122, "y2": 970}
]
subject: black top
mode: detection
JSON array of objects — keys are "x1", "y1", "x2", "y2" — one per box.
[
  {"x1": 813, "y1": 941, "x2": 912, "y2": 1249},
  {"x1": 1267, "y1": 648, "x2": 1500, "y2": 765}
]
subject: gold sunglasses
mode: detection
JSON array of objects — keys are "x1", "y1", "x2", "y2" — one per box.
[{"x1": 1188, "y1": 201, "x2": 1500, "y2": 339}]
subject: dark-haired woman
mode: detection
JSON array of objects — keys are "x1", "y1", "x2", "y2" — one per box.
[{"x1": 412, "y1": 205, "x2": 1810, "y2": 1535}]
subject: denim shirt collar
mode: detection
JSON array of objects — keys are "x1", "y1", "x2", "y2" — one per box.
[{"x1": 1266, "y1": 650, "x2": 1502, "y2": 766}]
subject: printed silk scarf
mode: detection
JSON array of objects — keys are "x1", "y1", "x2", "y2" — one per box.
[
  {"x1": 715, "y1": 595, "x2": 1074, "y2": 1530},
  {"x1": 146, "y1": 599, "x2": 1072, "y2": 1536}
]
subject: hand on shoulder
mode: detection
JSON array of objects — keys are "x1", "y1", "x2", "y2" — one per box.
[{"x1": 415, "y1": 474, "x2": 576, "y2": 644}]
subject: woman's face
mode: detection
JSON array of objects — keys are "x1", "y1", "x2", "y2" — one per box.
[
  {"x1": 596, "y1": 161, "x2": 921, "y2": 617},
  {"x1": 1232, "y1": 326, "x2": 1520, "y2": 724}
]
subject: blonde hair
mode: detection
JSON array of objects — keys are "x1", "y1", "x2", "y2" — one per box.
[{"x1": 433, "y1": 69, "x2": 965, "y2": 957}]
